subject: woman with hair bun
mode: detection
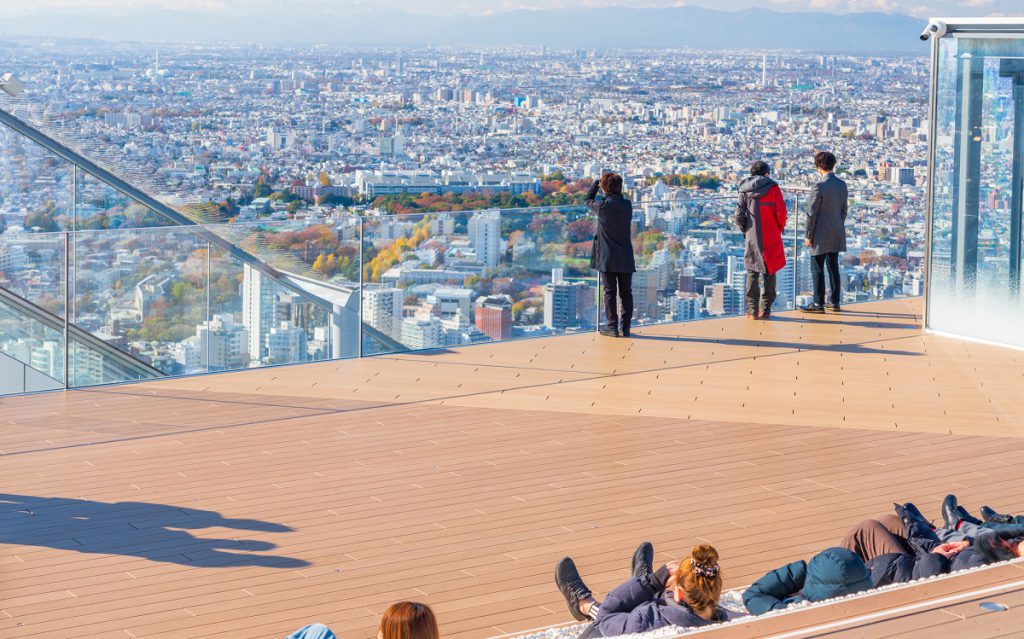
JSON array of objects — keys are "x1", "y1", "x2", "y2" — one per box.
[{"x1": 554, "y1": 542, "x2": 740, "y2": 636}]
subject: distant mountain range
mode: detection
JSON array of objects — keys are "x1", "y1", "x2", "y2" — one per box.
[{"x1": 0, "y1": 6, "x2": 926, "y2": 55}]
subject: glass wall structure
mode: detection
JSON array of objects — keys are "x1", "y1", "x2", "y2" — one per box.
[
  {"x1": 927, "y1": 21, "x2": 1024, "y2": 347},
  {"x1": 0, "y1": 94, "x2": 923, "y2": 396}
]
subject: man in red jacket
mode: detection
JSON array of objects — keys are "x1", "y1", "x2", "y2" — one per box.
[{"x1": 734, "y1": 161, "x2": 787, "y2": 320}]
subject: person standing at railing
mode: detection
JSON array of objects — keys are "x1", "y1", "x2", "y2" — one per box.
[
  {"x1": 587, "y1": 173, "x2": 636, "y2": 337},
  {"x1": 734, "y1": 161, "x2": 787, "y2": 320},
  {"x1": 801, "y1": 151, "x2": 848, "y2": 314}
]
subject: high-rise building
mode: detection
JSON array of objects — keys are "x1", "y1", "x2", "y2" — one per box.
[
  {"x1": 196, "y1": 314, "x2": 249, "y2": 371},
  {"x1": 543, "y1": 270, "x2": 592, "y2": 330},
  {"x1": 266, "y1": 321, "x2": 308, "y2": 364},
  {"x1": 468, "y1": 210, "x2": 502, "y2": 268},
  {"x1": 401, "y1": 315, "x2": 442, "y2": 350},
  {"x1": 135, "y1": 274, "x2": 170, "y2": 320},
  {"x1": 671, "y1": 293, "x2": 703, "y2": 322},
  {"x1": 705, "y1": 283, "x2": 743, "y2": 316},
  {"x1": 475, "y1": 295, "x2": 513, "y2": 340},
  {"x1": 632, "y1": 268, "x2": 660, "y2": 320},
  {"x1": 362, "y1": 286, "x2": 404, "y2": 339},
  {"x1": 892, "y1": 166, "x2": 915, "y2": 186},
  {"x1": 427, "y1": 287, "x2": 474, "y2": 320},
  {"x1": 267, "y1": 128, "x2": 293, "y2": 150},
  {"x1": 242, "y1": 265, "x2": 278, "y2": 364}
]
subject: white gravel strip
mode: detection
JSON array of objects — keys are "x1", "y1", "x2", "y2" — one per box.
[{"x1": 496, "y1": 558, "x2": 1024, "y2": 639}]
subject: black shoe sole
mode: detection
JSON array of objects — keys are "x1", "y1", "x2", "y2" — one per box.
[
  {"x1": 800, "y1": 307, "x2": 825, "y2": 314},
  {"x1": 902, "y1": 502, "x2": 931, "y2": 526},
  {"x1": 555, "y1": 557, "x2": 591, "y2": 622},
  {"x1": 631, "y1": 541, "x2": 654, "y2": 579}
]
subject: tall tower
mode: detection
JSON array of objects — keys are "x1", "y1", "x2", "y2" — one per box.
[{"x1": 761, "y1": 54, "x2": 767, "y2": 86}]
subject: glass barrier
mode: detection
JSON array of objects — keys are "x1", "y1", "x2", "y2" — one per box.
[
  {"x1": 0, "y1": 195, "x2": 926, "y2": 396},
  {"x1": 789, "y1": 189, "x2": 923, "y2": 309},
  {"x1": 0, "y1": 124, "x2": 73, "y2": 233},
  {"x1": 636, "y1": 197, "x2": 756, "y2": 326},
  {"x1": 75, "y1": 168, "x2": 174, "y2": 230},
  {"x1": 927, "y1": 34, "x2": 1024, "y2": 347},
  {"x1": 71, "y1": 225, "x2": 210, "y2": 382},
  {"x1": 209, "y1": 218, "x2": 358, "y2": 367}
]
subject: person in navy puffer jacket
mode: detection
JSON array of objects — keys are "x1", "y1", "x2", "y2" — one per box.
[
  {"x1": 743, "y1": 547, "x2": 874, "y2": 615},
  {"x1": 555, "y1": 544, "x2": 741, "y2": 636}
]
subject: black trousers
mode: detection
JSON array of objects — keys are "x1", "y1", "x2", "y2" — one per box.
[
  {"x1": 811, "y1": 252, "x2": 841, "y2": 307},
  {"x1": 746, "y1": 270, "x2": 777, "y2": 314},
  {"x1": 600, "y1": 271, "x2": 633, "y2": 329}
]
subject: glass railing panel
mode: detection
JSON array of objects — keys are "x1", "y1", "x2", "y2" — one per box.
[
  {"x1": 0, "y1": 122, "x2": 74, "y2": 233},
  {"x1": 71, "y1": 225, "x2": 210, "y2": 382},
  {"x1": 633, "y1": 197, "x2": 751, "y2": 325},
  {"x1": 0, "y1": 230, "x2": 67, "y2": 320},
  {"x1": 792, "y1": 190, "x2": 924, "y2": 309},
  {"x1": 361, "y1": 211, "x2": 468, "y2": 355},
  {"x1": 499, "y1": 207, "x2": 596, "y2": 339},
  {"x1": 0, "y1": 290, "x2": 66, "y2": 392},
  {"x1": 207, "y1": 218, "x2": 356, "y2": 369},
  {"x1": 75, "y1": 168, "x2": 174, "y2": 230}
]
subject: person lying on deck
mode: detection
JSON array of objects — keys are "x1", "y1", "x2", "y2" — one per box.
[
  {"x1": 833, "y1": 500, "x2": 1024, "y2": 589},
  {"x1": 742, "y1": 547, "x2": 874, "y2": 615},
  {"x1": 555, "y1": 542, "x2": 740, "y2": 636}
]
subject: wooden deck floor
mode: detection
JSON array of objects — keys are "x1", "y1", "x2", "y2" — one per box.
[{"x1": 2, "y1": 299, "x2": 1024, "y2": 639}]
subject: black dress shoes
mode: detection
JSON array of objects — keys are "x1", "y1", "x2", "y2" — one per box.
[
  {"x1": 941, "y1": 494, "x2": 961, "y2": 530},
  {"x1": 981, "y1": 506, "x2": 1015, "y2": 525}
]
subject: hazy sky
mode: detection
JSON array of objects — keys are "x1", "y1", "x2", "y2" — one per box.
[{"x1": 0, "y1": 0, "x2": 1013, "y2": 17}]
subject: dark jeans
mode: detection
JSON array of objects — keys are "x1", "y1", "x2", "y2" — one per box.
[
  {"x1": 601, "y1": 271, "x2": 633, "y2": 330},
  {"x1": 746, "y1": 270, "x2": 776, "y2": 314},
  {"x1": 811, "y1": 252, "x2": 841, "y2": 307}
]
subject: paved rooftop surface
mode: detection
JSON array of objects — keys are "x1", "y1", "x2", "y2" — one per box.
[{"x1": 3, "y1": 298, "x2": 1024, "y2": 639}]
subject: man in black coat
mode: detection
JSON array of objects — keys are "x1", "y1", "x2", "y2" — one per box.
[{"x1": 587, "y1": 173, "x2": 637, "y2": 337}]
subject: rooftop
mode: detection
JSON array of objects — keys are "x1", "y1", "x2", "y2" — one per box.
[{"x1": 3, "y1": 298, "x2": 1024, "y2": 639}]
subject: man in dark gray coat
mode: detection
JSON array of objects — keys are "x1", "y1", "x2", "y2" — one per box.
[
  {"x1": 587, "y1": 172, "x2": 636, "y2": 337},
  {"x1": 801, "y1": 151, "x2": 848, "y2": 313}
]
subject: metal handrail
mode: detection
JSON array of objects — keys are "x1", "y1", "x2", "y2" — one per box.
[{"x1": 0, "y1": 285, "x2": 165, "y2": 379}]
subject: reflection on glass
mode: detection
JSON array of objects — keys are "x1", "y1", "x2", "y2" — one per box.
[
  {"x1": 0, "y1": 293, "x2": 65, "y2": 392},
  {"x1": 209, "y1": 218, "x2": 358, "y2": 369},
  {"x1": 928, "y1": 36, "x2": 1024, "y2": 346},
  {"x1": 792, "y1": 191, "x2": 922, "y2": 308},
  {"x1": 0, "y1": 124, "x2": 73, "y2": 233},
  {"x1": 75, "y1": 169, "x2": 173, "y2": 230},
  {"x1": 71, "y1": 226, "x2": 209, "y2": 382}
]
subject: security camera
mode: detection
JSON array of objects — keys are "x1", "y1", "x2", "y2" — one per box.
[
  {"x1": 920, "y1": 21, "x2": 948, "y2": 42},
  {"x1": 0, "y1": 73, "x2": 24, "y2": 98}
]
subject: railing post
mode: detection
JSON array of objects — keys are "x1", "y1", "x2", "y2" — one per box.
[
  {"x1": 206, "y1": 239, "x2": 212, "y2": 372},
  {"x1": 63, "y1": 230, "x2": 70, "y2": 389},
  {"x1": 792, "y1": 192, "x2": 800, "y2": 306},
  {"x1": 358, "y1": 215, "x2": 364, "y2": 358}
]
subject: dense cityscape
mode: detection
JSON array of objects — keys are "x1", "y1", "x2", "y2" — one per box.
[{"x1": 0, "y1": 40, "x2": 927, "y2": 384}]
